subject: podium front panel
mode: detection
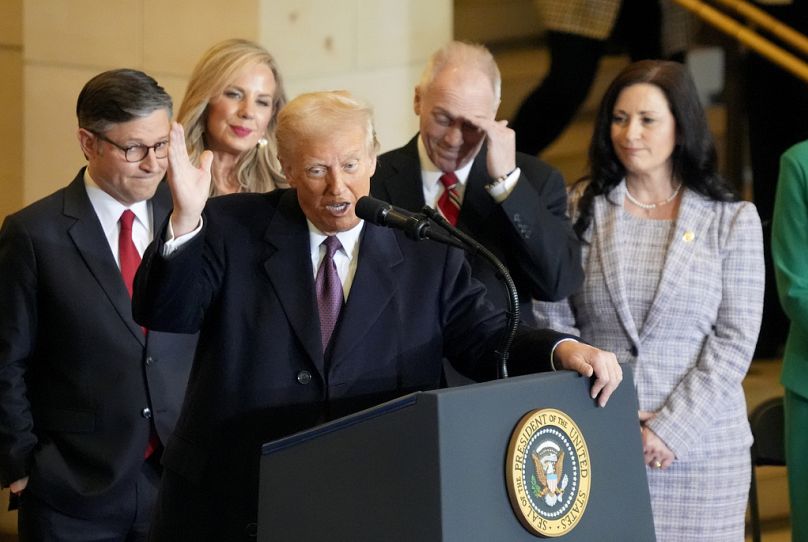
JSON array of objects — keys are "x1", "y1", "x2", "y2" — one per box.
[{"x1": 259, "y1": 368, "x2": 655, "y2": 541}]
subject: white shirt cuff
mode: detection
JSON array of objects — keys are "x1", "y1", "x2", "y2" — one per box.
[
  {"x1": 549, "y1": 337, "x2": 579, "y2": 371},
  {"x1": 162, "y1": 215, "x2": 204, "y2": 257},
  {"x1": 484, "y1": 167, "x2": 521, "y2": 203}
]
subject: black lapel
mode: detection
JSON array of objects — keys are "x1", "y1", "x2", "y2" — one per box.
[
  {"x1": 377, "y1": 136, "x2": 428, "y2": 213},
  {"x1": 63, "y1": 170, "x2": 145, "y2": 345},
  {"x1": 456, "y1": 146, "x2": 497, "y2": 231},
  {"x1": 328, "y1": 224, "x2": 403, "y2": 367},
  {"x1": 262, "y1": 190, "x2": 324, "y2": 375}
]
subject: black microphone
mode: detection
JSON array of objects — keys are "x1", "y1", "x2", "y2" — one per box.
[
  {"x1": 355, "y1": 196, "x2": 466, "y2": 249},
  {"x1": 355, "y1": 196, "x2": 428, "y2": 240}
]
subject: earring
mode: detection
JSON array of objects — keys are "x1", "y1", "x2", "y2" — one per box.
[{"x1": 257, "y1": 137, "x2": 268, "y2": 148}]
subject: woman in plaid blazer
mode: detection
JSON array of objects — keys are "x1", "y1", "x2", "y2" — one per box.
[{"x1": 535, "y1": 60, "x2": 764, "y2": 541}]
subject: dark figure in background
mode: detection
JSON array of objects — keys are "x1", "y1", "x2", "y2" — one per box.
[
  {"x1": 0, "y1": 69, "x2": 196, "y2": 541},
  {"x1": 511, "y1": 0, "x2": 692, "y2": 157},
  {"x1": 745, "y1": 0, "x2": 808, "y2": 359}
]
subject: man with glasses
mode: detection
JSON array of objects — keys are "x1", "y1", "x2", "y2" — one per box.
[{"x1": 0, "y1": 69, "x2": 196, "y2": 541}]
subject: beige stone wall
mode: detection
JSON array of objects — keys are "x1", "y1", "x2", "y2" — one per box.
[
  {"x1": 263, "y1": 0, "x2": 450, "y2": 149},
  {"x1": 0, "y1": 0, "x2": 23, "y2": 221},
  {"x1": 20, "y1": 0, "x2": 262, "y2": 205},
  {"x1": 0, "y1": 1, "x2": 451, "y2": 534},
  {"x1": 9, "y1": 0, "x2": 451, "y2": 213},
  {"x1": 455, "y1": 0, "x2": 538, "y2": 43}
]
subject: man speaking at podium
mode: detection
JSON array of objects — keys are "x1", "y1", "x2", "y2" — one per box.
[{"x1": 133, "y1": 90, "x2": 622, "y2": 541}]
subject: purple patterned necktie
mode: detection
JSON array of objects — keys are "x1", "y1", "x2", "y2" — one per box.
[{"x1": 315, "y1": 236, "x2": 344, "y2": 351}]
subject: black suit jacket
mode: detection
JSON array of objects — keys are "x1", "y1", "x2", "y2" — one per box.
[
  {"x1": 0, "y1": 170, "x2": 197, "y2": 518},
  {"x1": 133, "y1": 189, "x2": 569, "y2": 540},
  {"x1": 371, "y1": 136, "x2": 583, "y2": 323}
]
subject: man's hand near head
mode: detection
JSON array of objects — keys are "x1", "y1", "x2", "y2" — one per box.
[{"x1": 467, "y1": 115, "x2": 517, "y2": 181}]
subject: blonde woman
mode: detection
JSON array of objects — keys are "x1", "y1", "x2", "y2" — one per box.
[{"x1": 178, "y1": 38, "x2": 287, "y2": 195}]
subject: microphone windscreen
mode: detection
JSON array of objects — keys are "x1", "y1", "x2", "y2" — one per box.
[{"x1": 354, "y1": 196, "x2": 388, "y2": 224}]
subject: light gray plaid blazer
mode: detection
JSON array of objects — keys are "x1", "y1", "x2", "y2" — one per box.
[{"x1": 535, "y1": 182, "x2": 764, "y2": 460}]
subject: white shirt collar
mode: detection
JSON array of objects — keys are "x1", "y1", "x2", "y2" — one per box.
[
  {"x1": 306, "y1": 218, "x2": 364, "y2": 261},
  {"x1": 416, "y1": 134, "x2": 475, "y2": 188},
  {"x1": 83, "y1": 168, "x2": 150, "y2": 232}
]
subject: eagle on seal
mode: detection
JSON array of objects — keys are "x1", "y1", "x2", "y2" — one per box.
[{"x1": 532, "y1": 450, "x2": 565, "y2": 498}]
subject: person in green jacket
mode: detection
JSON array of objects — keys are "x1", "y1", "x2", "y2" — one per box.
[{"x1": 772, "y1": 138, "x2": 808, "y2": 542}]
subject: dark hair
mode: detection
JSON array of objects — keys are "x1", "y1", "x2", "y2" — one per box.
[
  {"x1": 76, "y1": 69, "x2": 172, "y2": 133},
  {"x1": 573, "y1": 60, "x2": 738, "y2": 238}
]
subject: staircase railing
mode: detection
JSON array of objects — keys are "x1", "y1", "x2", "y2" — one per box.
[{"x1": 672, "y1": 0, "x2": 808, "y2": 83}]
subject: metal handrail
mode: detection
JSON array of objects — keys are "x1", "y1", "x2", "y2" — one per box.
[
  {"x1": 672, "y1": 0, "x2": 808, "y2": 83},
  {"x1": 713, "y1": 0, "x2": 808, "y2": 57}
]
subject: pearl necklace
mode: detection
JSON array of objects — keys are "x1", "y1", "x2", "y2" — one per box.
[{"x1": 625, "y1": 182, "x2": 682, "y2": 210}]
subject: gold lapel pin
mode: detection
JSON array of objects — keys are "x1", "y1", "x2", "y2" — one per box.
[{"x1": 682, "y1": 231, "x2": 695, "y2": 242}]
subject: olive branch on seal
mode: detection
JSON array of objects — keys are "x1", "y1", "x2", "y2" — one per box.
[{"x1": 530, "y1": 475, "x2": 542, "y2": 498}]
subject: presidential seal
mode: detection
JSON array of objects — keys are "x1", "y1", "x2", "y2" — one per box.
[{"x1": 505, "y1": 408, "x2": 591, "y2": 537}]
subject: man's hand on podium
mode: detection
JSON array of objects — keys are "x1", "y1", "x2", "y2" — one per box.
[{"x1": 552, "y1": 341, "x2": 623, "y2": 407}]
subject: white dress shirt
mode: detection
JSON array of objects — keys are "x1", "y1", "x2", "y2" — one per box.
[
  {"x1": 307, "y1": 219, "x2": 364, "y2": 300},
  {"x1": 84, "y1": 169, "x2": 152, "y2": 267},
  {"x1": 416, "y1": 136, "x2": 520, "y2": 207}
]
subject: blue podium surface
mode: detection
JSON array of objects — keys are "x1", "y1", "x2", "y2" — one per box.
[{"x1": 259, "y1": 368, "x2": 655, "y2": 541}]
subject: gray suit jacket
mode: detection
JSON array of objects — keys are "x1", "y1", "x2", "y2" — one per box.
[{"x1": 535, "y1": 182, "x2": 764, "y2": 459}]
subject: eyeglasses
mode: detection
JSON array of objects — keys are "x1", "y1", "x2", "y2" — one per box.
[{"x1": 92, "y1": 131, "x2": 169, "y2": 162}]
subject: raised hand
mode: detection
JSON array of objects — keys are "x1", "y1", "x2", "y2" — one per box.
[
  {"x1": 471, "y1": 116, "x2": 517, "y2": 182},
  {"x1": 167, "y1": 121, "x2": 213, "y2": 236}
]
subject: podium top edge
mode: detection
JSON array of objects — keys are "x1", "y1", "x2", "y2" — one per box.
[{"x1": 260, "y1": 393, "x2": 419, "y2": 455}]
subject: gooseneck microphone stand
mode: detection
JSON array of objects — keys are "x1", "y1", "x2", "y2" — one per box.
[{"x1": 420, "y1": 206, "x2": 519, "y2": 380}]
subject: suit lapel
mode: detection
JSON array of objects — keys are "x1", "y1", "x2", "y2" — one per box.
[
  {"x1": 456, "y1": 149, "x2": 497, "y2": 232},
  {"x1": 594, "y1": 185, "x2": 640, "y2": 344},
  {"x1": 64, "y1": 171, "x2": 145, "y2": 345},
  {"x1": 640, "y1": 189, "x2": 713, "y2": 340},
  {"x1": 262, "y1": 191, "x2": 324, "y2": 374},
  {"x1": 328, "y1": 224, "x2": 403, "y2": 369},
  {"x1": 380, "y1": 136, "x2": 428, "y2": 212},
  {"x1": 150, "y1": 181, "x2": 173, "y2": 232}
]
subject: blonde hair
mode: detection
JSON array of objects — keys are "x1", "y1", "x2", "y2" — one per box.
[
  {"x1": 276, "y1": 90, "x2": 379, "y2": 167},
  {"x1": 418, "y1": 40, "x2": 501, "y2": 103},
  {"x1": 178, "y1": 39, "x2": 288, "y2": 195}
]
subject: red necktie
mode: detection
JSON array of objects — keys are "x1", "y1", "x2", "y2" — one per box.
[
  {"x1": 315, "y1": 236, "x2": 344, "y2": 352},
  {"x1": 118, "y1": 210, "x2": 141, "y2": 298},
  {"x1": 437, "y1": 171, "x2": 461, "y2": 226},
  {"x1": 119, "y1": 210, "x2": 159, "y2": 459}
]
